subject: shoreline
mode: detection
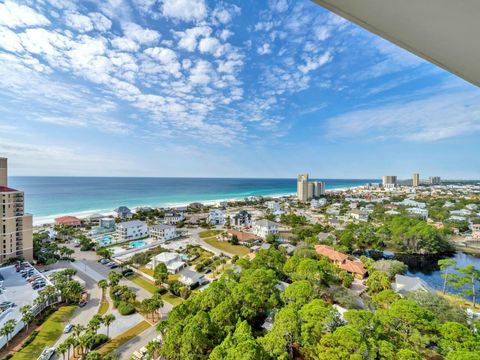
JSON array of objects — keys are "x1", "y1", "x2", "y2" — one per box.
[{"x1": 32, "y1": 184, "x2": 364, "y2": 227}]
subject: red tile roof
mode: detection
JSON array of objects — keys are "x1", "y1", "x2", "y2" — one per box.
[
  {"x1": 315, "y1": 245, "x2": 349, "y2": 262},
  {"x1": 55, "y1": 216, "x2": 81, "y2": 225},
  {"x1": 0, "y1": 186, "x2": 18, "y2": 193},
  {"x1": 227, "y1": 229, "x2": 260, "y2": 242},
  {"x1": 339, "y1": 260, "x2": 367, "y2": 276}
]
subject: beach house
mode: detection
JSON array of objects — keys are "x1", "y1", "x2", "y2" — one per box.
[
  {"x1": 114, "y1": 206, "x2": 133, "y2": 220},
  {"x1": 150, "y1": 252, "x2": 185, "y2": 274},
  {"x1": 149, "y1": 224, "x2": 177, "y2": 242},
  {"x1": 208, "y1": 208, "x2": 225, "y2": 225},
  {"x1": 315, "y1": 245, "x2": 367, "y2": 279},
  {"x1": 230, "y1": 210, "x2": 252, "y2": 227},
  {"x1": 252, "y1": 219, "x2": 279, "y2": 239},
  {"x1": 54, "y1": 216, "x2": 82, "y2": 228},
  {"x1": 116, "y1": 220, "x2": 148, "y2": 241},
  {"x1": 164, "y1": 211, "x2": 185, "y2": 225}
]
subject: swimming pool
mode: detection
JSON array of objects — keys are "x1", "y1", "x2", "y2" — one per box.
[
  {"x1": 129, "y1": 240, "x2": 146, "y2": 248},
  {"x1": 97, "y1": 235, "x2": 112, "y2": 247}
]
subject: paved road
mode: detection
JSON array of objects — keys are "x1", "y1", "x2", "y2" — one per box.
[{"x1": 187, "y1": 227, "x2": 234, "y2": 258}]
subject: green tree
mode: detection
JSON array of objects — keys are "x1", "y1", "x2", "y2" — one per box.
[
  {"x1": 153, "y1": 263, "x2": 168, "y2": 285},
  {"x1": 281, "y1": 280, "x2": 316, "y2": 306},
  {"x1": 438, "y1": 259, "x2": 458, "y2": 293},
  {"x1": 0, "y1": 319, "x2": 16, "y2": 346},
  {"x1": 20, "y1": 304, "x2": 34, "y2": 332},
  {"x1": 372, "y1": 289, "x2": 401, "y2": 309},
  {"x1": 103, "y1": 314, "x2": 116, "y2": 338},
  {"x1": 456, "y1": 265, "x2": 480, "y2": 307},
  {"x1": 366, "y1": 271, "x2": 391, "y2": 294},
  {"x1": 108, "y1": 271, "x2": 122, "y2": 287},
  {"x1": 56, "y1": 341, "x2": 68, "y2": 360},
  {"x1": 88, "y1": 314, "x2": 103, "y2": 334},
  {"x1": 98, "y1": 279, "x2": 108, "y2": 298}
]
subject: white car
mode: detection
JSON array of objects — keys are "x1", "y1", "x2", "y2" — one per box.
[{"x1": 64, "y1": 324, "x2": 73, "y2": 333}]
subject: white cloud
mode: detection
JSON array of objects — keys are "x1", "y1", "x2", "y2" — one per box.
[
  {"x1": 211, "y1": 4, "x2": 240, "y2": 24},
  {"x1": 298, "y1": 51, "x2": 332, "y2": 74},
  {"x1": 189, "y1": 60, "x2": 213, "y2": 84},
  {"x1": 198, "y1": 37, "x2": 222, "y2": 57},
  {"x1": 0, "y1": 26, "x2": 24, "y2": 52},
  {"x1": 314, "y1": 25, "x2": 330, "y2": 41},
  {"x1": 326, "y1": 90, "x2": 480, "y2": 141},
  {"x1": 122, "y1": 22, "x2": 160, "y2": 44},
  {"x1": 162, "y1": 0, "x2": 207, "y2": 22},
  {"x1": 89, "y1": 12, "x2": 112, "y2": 32},
  {"x1": 0, "y1": 0, "x2": 50, "y2": 28},
  {"x1": 65, "y1": 12, "x2": 94, "y2": 32},
  {"x1": 111, "y1": 36, "x2": 139, "y2": 52},
  {"x1": 257, "y1": 43, "x2": 271, "y2": 55},
  {"x1": 173, "y1": 26, "x2": 211, "y2": 51}
]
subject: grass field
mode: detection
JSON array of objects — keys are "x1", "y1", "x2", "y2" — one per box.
[
  {"x1": 12, "y1": 305, "x2": 76, "y2": 360},
  {"x1": 199, "y1": 230, "x2": 224, "y2": 239},
  {"x1": 138, "y1": 266, "x2": 154, "y2": 277},
  {"x1": 97, "y1": 320, "x2": 151, "y2": 355},
  {"x1": 204, "y1": 238, "x2": 250, "y2": 256},
  {"x1": 129, "y1": 274, "x2": 158, "y2": 294},
  {"x1": 98, "y1": 299, "x2": 109, "y2": 315},
  {"x1": 161, "y1": 293, "x2": 184, "y2": 306}
]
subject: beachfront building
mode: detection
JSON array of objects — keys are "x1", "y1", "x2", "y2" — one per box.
[
  {"x1": 83, "y1": 213, "x2": 104, "y2": 225},
  {"x1": 149, "y1": 252, "x2": 185, "y2": 274},
  {"x1": 252, "y1": 219, "x2": 279, "y2": 239},
  {"x1": 382, "y1": 175, "x2": 397, "y2": 189},
  {"x1": 114, "y1": 206, "x2": 133, "y2": 220},
  {"x1": 208, "y1": 208, "x2": 225, "y2": 225},
  {"x1": 230, "y1": 210, "x2": 252, "y2": 227},
  {"x1": 164, "y1": 211, "x2": 185, "y2": 225},
  {"x1": 0, "y1": 158, "x2": 33, "y2": 263},
  {"x1": 297, "y1": 174, "x2": 326, "y2": 202},
  {"x1": 54, "y1": 216, "x2": 82, "y2": 228},
  {"x1": 315, "y1": 244, "x2": 367, "y2": 279},
  {"x1": 99, "y1": 217, "x2": 116, "y2": 230},
  {"x1": 149, "y1": 224, "x2": 177, "y2": 242},
  {"x1": 116, "y1": 220, "x2": 148, "y2": 241}
]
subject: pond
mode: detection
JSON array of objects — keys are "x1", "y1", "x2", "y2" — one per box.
[{"x1": 366, "y1": 250, "x2": 480, "y2": 298}]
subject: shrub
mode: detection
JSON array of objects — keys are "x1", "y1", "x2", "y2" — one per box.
[
  {"x1": 0, "y1": 354, "x2": 13, "y2": 360},
  {"x1": 117, "y1": 301, "x2": 136, "y2": 315},
  {"x1": 155, "y1": 287, "x2": 168, "y2": 295},
  {"x1": 21, "y1": 330, "x2": 39, "y2": 348},
  {"x1": 91, "y1": 333, "x2": 108, "y2": 349}
]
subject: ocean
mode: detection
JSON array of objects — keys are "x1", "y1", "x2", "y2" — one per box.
[{"x1": 8, "y1": 177, "x2": 378, "y2": 225}]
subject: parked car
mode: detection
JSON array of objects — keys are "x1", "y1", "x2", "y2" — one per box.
[
  {"x1": 109, "y1": 264, "x2": 118, "y2": 269},
  {"x1": 100, "y1": 259, "x2": 110, "y2": 265},
  {"x1": 122, "y1": 269, "x2": 134, "y2": 277},
  {"x1": 79, "y1": 291, "x2": 89, "y2": 307},
  {"x1": 64, "y1": 324, "x2": 73, "y2": 333},
  {"x1": 38, "y1": 347, "x2": 56, "y2": 360}
]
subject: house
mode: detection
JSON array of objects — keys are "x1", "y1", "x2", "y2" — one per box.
[
  {"x1": 179, "y1": 268, "x2": 206, "y2": 287},
  {"x1": 187, "y1": 214, "x2": 208, "y2": 225},
  {"x1": 99, "y1": 218, "x2": 116, "y2": 230},
  {"x1": 208, "y1": 208, "x2": 225, "y2": 225},
  {"x1": 230, "y1": 210, "x2": 252, "y2": 227},
  {"x1": 397, "y1": 199, "x2": 426, "y2": 208},
  {"x1": 251, "y1": 243, "x2": 271, "y2": 252},
  {"x1": 150, "y1": 252, "x2": 185, "y2": 274},
  {"x1": 385, "y1": 209, "x2": 400, "y2": 215},
  {"x1": 311, "y1": 198, "x2": 327, "y2": 209},
  {"x1": 315, "y1": 245, "x2": 367, "y2": 279},
  {"x1": 84, "y1": 213, "x2": 105, "y2": 225},
  {"x1": 226, "y1": 229, "x2": 260, "y2": 243},
  {"x1": 326, "y1": 207, "x2": 340, "y2": 216},
  {"x1": 449, "y1": 215, "x2": 466, "y2": 222},
  {"x1": 318, "y1": 232, "x2": 334, "y2": 243},
  {"x1": 392, "y1": 274, "x2": 433, "y2": 294},
  {"x1": 406, "y1": 207, "x2": 428, "y2": 219},
  {"x1": 164, "y1": 211, "x2": 185, "y2": 225},
  {"x1": 443, "y1": 201, "x2": 454, "y2": 208},
  {"x1": 54, "y1": 216, "x2": 81, "y2": 228},
  {"x1": 149, "y1": 224, "x2": 177, "y2": 242},
  {"x1": 114, "y1": 206, "x2": 133, "y2": 220},
  {"x1": 116, "y1": 220, "x2": 148, "y2": 241},
  {"x1": 466, "y1": 204, "x2": 478, "y2": 211},
  {"x1": 266, "y1": 201, "x2": 281, "y2": 212},
  {"x1": 279, "y1": 243, "x2": 296, "y2": 255},
  {"x1": 252, "y1": 219, "x2": 279, "y2": 239},
  {"x1": 450, "y1": 209, "x2": 472, "y2": 216},
  {"x1": 328, "y1": 218, "x2": 345, "y2": 230},
  {"x1": 348, "y1": 209, "x2": 369, "y2": 222}
]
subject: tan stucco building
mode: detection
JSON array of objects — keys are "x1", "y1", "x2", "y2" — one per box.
[{"x1": 0, "y1": 158, "x2": 33, "y2": 263}]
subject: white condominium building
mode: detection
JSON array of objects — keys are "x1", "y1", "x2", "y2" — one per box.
[
  {"x1": 116, "y1": 220, "x2": 148, "y2": 241},
  {"x1": 149, "y1": 223, "x2": 177, "y2": 242}
]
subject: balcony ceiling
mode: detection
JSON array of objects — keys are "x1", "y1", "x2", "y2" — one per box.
[{"x1": 311, "y1": 0, "x2": 480, "y2": 87}]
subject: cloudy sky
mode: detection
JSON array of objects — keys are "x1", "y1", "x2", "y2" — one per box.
[{"x1": 0, "y1": 0, "x2": 479, "y2": 179}]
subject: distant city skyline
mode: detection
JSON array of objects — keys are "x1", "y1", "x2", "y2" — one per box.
[{"x1": 0, "y1": 0, "x2": 479, "y2": 179}]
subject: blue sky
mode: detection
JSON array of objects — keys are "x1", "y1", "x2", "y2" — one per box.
[{"x1": 0, "y1": 0, "x2": 479, "y2": 179}]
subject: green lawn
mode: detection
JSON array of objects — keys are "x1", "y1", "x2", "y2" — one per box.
[
  {"x1": 161, "y1": 293, "x2": 184, "y2": 306},
  {"x1": 97, "y1": 320, "x2": 151, "y2": 356},
  {"x1": 12, "y1": 305, "x2": 76, "y2": 360},
  {"x1": 129, "y1": 274, "x2": 183, "y2": 306},
  {"x1": 204, "y1": 238, "x2": 250, "y2": 256},
  {"x1": 98, "y1": 299, "x2": 109, "y2": 315},
  {"x1": 129, "y1": 274, "x2": 158, "y2": 294},
  {"x1": 199, "y1": 230, "x2": 224, "y2": 239},
  {"x1": 138, "y1": 266, "x2": 154, "y2": 277}
]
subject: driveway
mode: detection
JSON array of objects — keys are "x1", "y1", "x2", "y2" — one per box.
[{"x1": 188, "y1": 227, "x2": 234, "y2": 258}]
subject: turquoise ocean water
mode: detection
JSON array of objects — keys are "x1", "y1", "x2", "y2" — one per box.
[{"x1": 9, "y1": 177, "x2": 378, "y2": 222}]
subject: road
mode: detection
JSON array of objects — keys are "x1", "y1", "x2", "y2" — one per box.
[{"x1": 187, "y1": 227, "x2": 234, "y2": 258}]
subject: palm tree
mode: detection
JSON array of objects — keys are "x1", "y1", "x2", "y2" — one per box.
[
  {"x1": 85, "y1": 350, "x2": 102, "y2": 360},
  {"x1": 152, "y1": 294, "x2": 164, "y2": 321},
  {"x1": 65, "y1": 336, "x2": 75, "y2": 360},
  {"x1": 79, "y1": 331, "x2": 93, "y2": 355},
  {"x1": 0, "y1": 319, "x2": 17, "y2": 346},
  {"x1": 72, "y1": 324, "x2": 85, "y2": 356},
  {"x1": 56, "y1": 341, "x2": 68, "y2": 360},
  {"x1": 20, "y1": 305, "x2": 34, "y2": 332},
  {"x1": 98, "y1": 279, "x2": 108, "y2": 298},
  {"x1": 88, "y1": 315, "x2": 103, "y2": 335},
  {"x1": 103, "y1": 314, "x2": 116, "y2": 338},
  {"x1": 108, "y1": 271, "x2": 121, "y2": 287},
  {"x1": 146, "y1": 340, "x2": 161, "y2": 359}
]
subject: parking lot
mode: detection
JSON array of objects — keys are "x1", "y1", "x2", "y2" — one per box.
[{"x1": 0, "y1": 265, "x2": 51, "y2": 349}]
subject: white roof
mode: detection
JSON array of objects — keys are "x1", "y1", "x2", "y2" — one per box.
[{"x1": 154, "y1": 252, "x2": 180, "y2": 263}]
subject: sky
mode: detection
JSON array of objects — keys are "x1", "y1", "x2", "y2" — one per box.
[{"x1": 0, "y1": 0, "x2": 479, "y2": 180}]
